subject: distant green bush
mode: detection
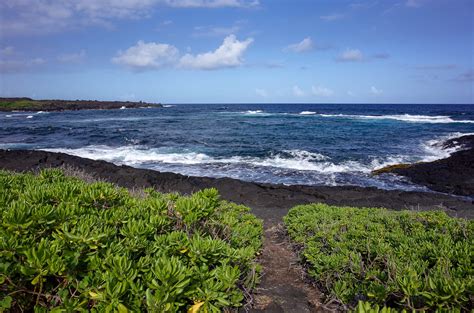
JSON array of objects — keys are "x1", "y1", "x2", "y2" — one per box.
[
  {"x1": 0, "y1": 99, "x2": 42, "y2": 110},
  {"x1": 0, "y1": 169, "x2": 262, "y2": 312},
  {"x1": 284, "y1": 203, "x2": 473, "y2": 312}
]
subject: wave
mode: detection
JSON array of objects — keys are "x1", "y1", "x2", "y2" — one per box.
[
  {"x1": 318, "y1": 113, "x2": 474, "y2": 124},
  {"x1": 44, "y1": 145, "x2": 410, "y2": 174},
  {"x1": 162, "y1": 105, "x2": 175, "y2": 108},
  {"x1": 5, "y1": 111, "x2": 47, "y2": 118},
  {"x1": 421, "y1": 132, "x2": 474, "y2": 162},
  {"x1": 222, "y1": 111, "x2": 473, "y2": 123}
]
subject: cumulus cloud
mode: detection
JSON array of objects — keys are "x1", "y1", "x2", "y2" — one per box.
[
  {"x1": 57, "y1": 50, "x2": 86, "y2": 63},
  {"x1": 113, "y1": 35, "x2": 253, "y2": 70},
  {"x1": 179, "y1": 34, "x2": 253, "y2": 70},
  {"x1": 285, "y1": 37, "x2": 313, "y2": 53},
  {"x1": 337, "y1": 49, "x2": 364, "y2": 62},
  {"x1": 112, "y1": 41, "x2": 179, "y2": 69},
  {"x1": 255, "y1": 88, "x2": 268, "y2": 97},
  {"x1": 370, "y1": 86, "x2": 383, "y2": 95},
  {"x1": 292, "y1": 85, "x2": 305, "y2": 97},
  {"x1": 320, "y1": 13, "x2": 344, "y2": 21},
  {"x1": 311, "y1": 85, "x2": 334, "y2": 97},
  {"x1": 0, "y1": 0, "x2": 258, "y2": 36}
]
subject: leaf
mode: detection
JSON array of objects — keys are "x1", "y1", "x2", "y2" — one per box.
[
  {"x1": 89, "y1": 291, "x2": 104, "y2": 300},
  {"x1": 188, "y1": 301, "x2": 204, "y2": 313},
  {"x1": 117, "y1": 303, "x2": 129, "y2": 313}
]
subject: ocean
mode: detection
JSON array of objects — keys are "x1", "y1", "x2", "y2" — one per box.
[{"x1": 1, "y1": 103, "x2": 473, "y2": 191}]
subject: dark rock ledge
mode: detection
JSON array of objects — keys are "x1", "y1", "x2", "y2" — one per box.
[
  {"x1": 0, "y1": 149, "x2": 472, "y2": 220},
  {"x1": 373, "y1": 135, "x2": 474, "y2": 197}
]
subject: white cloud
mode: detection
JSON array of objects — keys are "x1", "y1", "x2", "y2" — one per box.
[
  {"x1": 337, "y1": 49, "x2": 364, "y2": 62},
  {"x1": 0, "y1": 0, "x2": 258, "y2": 36},
  {"x1": 285, "y1": 37, "x2": 313, "y2": 53},
  {"x1": 113, "y1": 35, "x2": 253, "y2": 70},
  {"x1": 311, "y1": 85, "x2": 334, "y2": 97},
  {"x1": 179, "y1": 34, "x2": 253, "y2": 70},
  {"x1": 255, "y1": 88, "x2": 268, "y2": 97},
  {"x1": 370, "y1": 86, "x2": 383, "y2": 95},
  {"x1": 58, "y1": 50, "x2": 86, "y2": 63},
  {"x1": 292, "y1": 85, "x2": 305, "y2": 97},
  {"x1": 320, "y1": 13, "x2": 344, "y2": 21},
  {"x1": 112, "y1": 41, "x2": 179, "y2": 69}
]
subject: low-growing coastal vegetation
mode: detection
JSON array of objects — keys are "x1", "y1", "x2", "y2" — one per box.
[
  {"x1": 284, "y1": 203, "x2": 473, "y2": 312},
  {"x1": 0, "y1": 97, "x2": 161, "y2": 112},
  {"x1": 0, "y1": 169, "x2": 262, "y2": 312}
]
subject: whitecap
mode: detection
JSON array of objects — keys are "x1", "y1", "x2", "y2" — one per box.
[
  {"x1": 43, "y1": 145, "x2": 404, "y2": 174},
  {"x1": 318, "y1": 113, "x2": 474, "y2": 124},
  {"x1": 299, "y1": 111, "x2": 316, "y2": 115},
  {"x1": 421, "y1": 132, "x2": 474, "y2": 162},
  {"x1": 26, "y1": 115, "x2": 33, "y2": 119}
]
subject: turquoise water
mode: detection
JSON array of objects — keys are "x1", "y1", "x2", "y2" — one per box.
[{"x1": 1, "y1": 103, "x2": 473, "y2": 190}]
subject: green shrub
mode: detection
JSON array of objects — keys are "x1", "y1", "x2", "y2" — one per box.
[
  {"x1": 0, "y1": 169, "x2": 263, "y2": 312},
  {"x1": 284, "y1": 203, "x2": 473, "y2": 311}
]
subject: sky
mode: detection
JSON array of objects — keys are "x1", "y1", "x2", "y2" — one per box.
[{"x1": 0, "y1": 0, "x2": 473, "y2": 104}]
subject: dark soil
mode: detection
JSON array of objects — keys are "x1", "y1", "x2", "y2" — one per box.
[{"x1": 1, "y1": 149, "x2": 473, "y2": 312}]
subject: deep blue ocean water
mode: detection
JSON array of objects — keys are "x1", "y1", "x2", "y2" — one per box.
[{"x1": 1, "y1": 103, "x2": 473, "y2": 191}]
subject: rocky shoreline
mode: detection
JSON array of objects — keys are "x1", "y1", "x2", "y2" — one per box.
[
  {"x1": 0, "y1": 97, "x2": 162, "y2": 111},
  {"x1": 373, "y1": 135, "x2": 474, "y2": 197},
  {"x1": 0, "y1": 149, "x2": 472, "y2": 220}
]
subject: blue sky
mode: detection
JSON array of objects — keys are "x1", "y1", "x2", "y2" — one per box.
[{"x1": 0, "y1": 0, "x2": 473, "y2": 104}]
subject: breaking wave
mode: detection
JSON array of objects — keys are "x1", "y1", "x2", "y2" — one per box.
[
  {"x1": 44, "y1": 146, "x2": 408, "y2": 174},
  {"x1": 318, "y1": 113, "x2": 474, "y2": 124}
]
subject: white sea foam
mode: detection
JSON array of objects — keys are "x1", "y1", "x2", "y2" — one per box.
[
  {"x1": 26, "y1": 115, "x2": 33, "y2": 119},
  {"x1": 300, "y1": 111, "x2": 317, "y2": 115},
  {"x1": 244, "y1": 110, "x2": 264, "y2": 114},
  {"x1": 318, "y1": 113, "x2": 474, "y2": 124},
  {"x1": 421, "y1": 132, "x2": 474, "y2": 162},
  {"x1": 43, "y1": 146, "x2": 407, "y2": 174},
  {"x1": 162, "y1": 105, "x2": 175, "y2": 108},
  {"x1": 120, "y1": 106, "x2": 126, "y2": 110},
  {"x1": 43, "y1": 132, "x2": 473, "y2": 177}
]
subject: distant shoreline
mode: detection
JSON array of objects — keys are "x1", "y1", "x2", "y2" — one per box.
[{"x1": 0, "y1": 97, "x2": 162, "y2": 112}]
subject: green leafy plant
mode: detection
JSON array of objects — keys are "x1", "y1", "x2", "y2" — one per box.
[
  {"x1": 284, "y1": 203, "x2": 473, "y2": 311},
  {"x1": 0, "y1": 169, "x2": 263, "y2": 312}
]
